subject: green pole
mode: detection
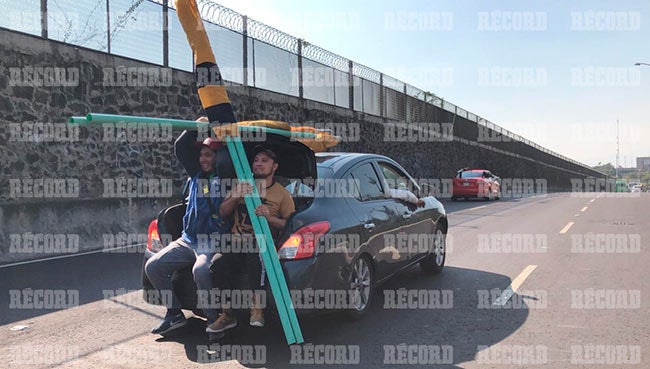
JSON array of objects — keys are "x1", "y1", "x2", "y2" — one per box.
[
  {"x1": 86, "y1": 113, "x2": 210, "y2": 130},
  {"x1": 71, "y1": 113, "x2": 318, "y2": 140},
  {"x1": 68, "y1": 116, "x2": 88, "y2": 124}
]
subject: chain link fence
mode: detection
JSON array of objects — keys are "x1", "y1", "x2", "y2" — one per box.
[{"x1": 1, "y1": 0, "x2": 594, "y2": 170}]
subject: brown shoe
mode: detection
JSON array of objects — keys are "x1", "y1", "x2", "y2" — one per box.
[
  {"x1": 206, "y1": 311, "x2": 237, "y2": 333},
  {"x1": 250, "y1": 308, "x2": 265, "y2": 327}
]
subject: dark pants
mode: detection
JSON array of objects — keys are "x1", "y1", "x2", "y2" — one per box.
[{"x1": 212, "y1": 234, "x2": 265, "y2": 310}]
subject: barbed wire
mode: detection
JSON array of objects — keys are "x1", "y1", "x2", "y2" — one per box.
[
  {"x1": 197, "y1": 0, "x2": 244, "y2": 33},
  {"x1": 405, "y1": 85, "x2": 424, "y2": 99},
  {"x1": 247, "y1": 18, "x2": 299, "y2": 53},
  {"x1": 301, "y1": 43, "x2": 348, "y2": 73},
  {"x1": 382, "y1": 74, "x2": 404, "y2": 91},
  {"x1": 352, "y1": 64, "x2": 381, "y2": 84}
]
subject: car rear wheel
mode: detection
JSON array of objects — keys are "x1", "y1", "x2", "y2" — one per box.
[
  {"x1": 345, "y1": 255, "x2": 374, "y2": 319},
  {"x1": 420, "y1": 227, "x2": 446, "y2": 274}
]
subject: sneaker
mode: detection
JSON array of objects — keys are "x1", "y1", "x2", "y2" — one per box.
[
  {"x1": 206, "y1": 312, "x2": 237, "y2": 333},
  {"x1": 250, "y1": 308, "x2": 265, "y2": 327},
  {"x1": 151, "y1": 313, "x2": 186, "y2": 335}
]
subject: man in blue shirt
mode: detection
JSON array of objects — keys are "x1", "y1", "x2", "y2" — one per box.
[{"x1": 145, "y1": 121, "x2": 231, "y2": 335}]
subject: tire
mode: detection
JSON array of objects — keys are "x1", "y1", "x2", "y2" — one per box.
[
  {"x1": 451, "y1": 196, "x2": 458, "y2": 201},
  {"x1": 420, "y1": 227, "x2": 446, "y2": 274},
  {"x1": 344, "y1": 255, "x2": 374, "y2": 319}
]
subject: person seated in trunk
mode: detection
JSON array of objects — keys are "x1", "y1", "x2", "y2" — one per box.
[
  {"x1": 207, "y1": 145, "x2": 295, "y2": 333},
  {"x1": 144, "y1": 117, "x2": 231, "y2": 335}
]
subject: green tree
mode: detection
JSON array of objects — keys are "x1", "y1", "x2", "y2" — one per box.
[{"x1": 592, "y1": 162, "x2": 616, "y2": 176}]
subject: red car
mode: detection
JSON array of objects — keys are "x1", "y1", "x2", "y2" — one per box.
[{"x1": 452, "y1": 168, "x2": 500, "y2": 201}]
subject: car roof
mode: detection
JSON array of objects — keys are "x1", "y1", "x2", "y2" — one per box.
[{"x1": 315, "y1": 152, "x2": 393, "y2": 173}]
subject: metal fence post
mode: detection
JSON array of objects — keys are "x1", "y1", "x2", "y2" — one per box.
[
  {"x1": 379, "y1": 73, "x2": 385, "y2": 118},
  {"x1": 106, "y1": 0, "x2": 111, "y2": 53},
  {"x1": 40, "y1": 0, "x2": 47, "y2": 38},
  {"x1": 162, "y1": 0, "x2": 168, "y2": 67},
  {"x1": 242, "y1": 15, "x2": 248, "y2": 86},
  {"x1": 332, "y1": 66, "x2": 336, "y2": 107},
  {"x1": 403, "y1": 84, "x2": 408, "y2": 123},
  {"x1": 348, "y1": 60, "x2": 354, "y2": 111},
  {"x1": 297, "y1": 39, "x2": 303, "y2": 99}
]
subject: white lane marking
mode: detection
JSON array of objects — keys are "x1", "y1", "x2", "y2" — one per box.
[
  {"x1": 493, "y1": 265, "x2": 538, "y2": 306},
  {"x1": 0, "y1": 244, "x2": 142, "y2": 269},
  {"x1": 589, "y1": 199, "x2": 595, "y2": 203},
  {"x1": 560, "y1": 222, "x2": 575, "y2": 234},
  {"x1": 471, "y1": 205, "x2": 487, "y2": 210},
  {"x1": 580, "y1": 206, "x2": 588, "y2": 212},
  {"x1": 574, "y1": 214, "x2": 580, "y2": 217}
]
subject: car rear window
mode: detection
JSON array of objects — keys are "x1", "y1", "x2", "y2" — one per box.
[
  {"x1": 460, "y1": 171, "x2": 483, "y2": 178},
  {"x1": 316, "y1": 165, "x2": 333, "y2": 178}
]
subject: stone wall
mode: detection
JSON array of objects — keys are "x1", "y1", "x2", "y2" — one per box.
[{"x1": 0, "y1": 28, "x2": 604, "y2": 263}]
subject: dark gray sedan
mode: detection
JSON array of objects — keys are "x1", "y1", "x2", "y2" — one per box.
[{"x1": 142, "y1": 140, "x2": 447, "y2": 319}]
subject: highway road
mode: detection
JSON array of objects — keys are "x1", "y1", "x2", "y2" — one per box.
[{"x1": 2, "y1": 193, "x2": 648, "y2": 368}]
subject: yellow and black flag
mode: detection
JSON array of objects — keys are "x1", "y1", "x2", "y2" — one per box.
[{"x1": 175, "y1": 0, "x2": 237, "y2": 124}]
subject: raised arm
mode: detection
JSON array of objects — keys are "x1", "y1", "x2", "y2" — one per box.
[
  {"x1": 174, "y1": 130, "x2": 199, "y2": 176},
  {"x1": 390, "y1": 188, "x2": 420, "y2": 205}
]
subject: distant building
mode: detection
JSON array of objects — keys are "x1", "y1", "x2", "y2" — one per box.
[{"x1": 637, "y1": 157, "x2": 650, "y2": 171}]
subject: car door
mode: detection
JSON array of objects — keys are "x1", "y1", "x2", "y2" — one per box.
[
  {"x1": 343, "y1": 161, "x2": 402, "y2": 282},
  {"x1": 376, "y1": 160, "x2": 436, "y2": 264}
]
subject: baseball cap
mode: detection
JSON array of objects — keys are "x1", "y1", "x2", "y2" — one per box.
[
  {"x1": 253, "y1": 145, "x2": 277, "y2": 161},
  {"x1": 195, "y1": 136, "x2": 222, "y2": 152}
]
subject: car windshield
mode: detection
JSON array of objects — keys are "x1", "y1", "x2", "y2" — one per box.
[{"x1": 460, "y1": 171, "x2": 484, "y2": 178}]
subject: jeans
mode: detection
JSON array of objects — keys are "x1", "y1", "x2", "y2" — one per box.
[{"x1": 144, "y1": 237, "x2": 219, "y2": 323}]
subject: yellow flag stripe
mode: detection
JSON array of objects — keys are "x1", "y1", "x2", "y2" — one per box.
[{"x1": 198, "y1": 85, "x2": 231, "y2": 108}]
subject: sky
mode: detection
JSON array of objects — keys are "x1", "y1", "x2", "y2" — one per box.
[{"x1": 213, "y1": 0, "x2": 649, "y2": 167}]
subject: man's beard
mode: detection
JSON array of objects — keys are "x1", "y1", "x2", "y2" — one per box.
[{"x1": 253, "y1": 170, "x2": 271, "y2": 179}]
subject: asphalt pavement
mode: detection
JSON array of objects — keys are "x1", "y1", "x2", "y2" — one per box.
[{"x1": 2, "y1": 193, "x2": 648, "y2": 368}]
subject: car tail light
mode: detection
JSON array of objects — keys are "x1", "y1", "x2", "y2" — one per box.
[
  {"x1": 278, "y1": 221, "x2": 330, "y2": 260},
  {"x1": 147, "y1": 219, "x2": 163, "y2": 253}
]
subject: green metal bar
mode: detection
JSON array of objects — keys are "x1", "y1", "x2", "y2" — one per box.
[
  {"x1": 86, "y1": 113, "x2": 210, "y2": 130},
  {"x1": 68, "y1": 116, "x2": 88, "y2": 124},
  {"x1": 227, "y1": 135, "x2": 303, "y2": 343},
  {"x1": 224, "y1": 137, "x2": 301, "y2": 344},
  {"x1": 75, "y1": 113, "x2": 319, "y2": 139}
]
